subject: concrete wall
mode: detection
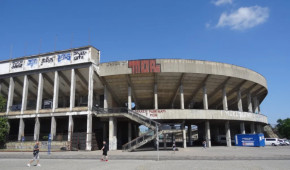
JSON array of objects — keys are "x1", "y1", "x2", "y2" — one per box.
[{"x1": 134, "y1": 109, "x2": 268, "y2": 124}]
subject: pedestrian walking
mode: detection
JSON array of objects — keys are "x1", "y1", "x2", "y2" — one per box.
[
  {"x1": 27, "y1": 141, "x2": 41, "y2": 167},
  {"x1": 172, "y1": 141, "x2": 176, "y2": 154},
  {"x1": 101, "y1": 141, "x2": 108, "y2": 161},
  {"x1": 202, "y1": 140, "x2": 206, "y2": 149}
]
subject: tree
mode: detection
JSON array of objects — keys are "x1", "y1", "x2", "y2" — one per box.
[
  {"x1": 276, "y1": 118, "x2": 290, "y2": 139},
  {"x1": 0, "y1": 95, "x2": 9, "y2": 148}
]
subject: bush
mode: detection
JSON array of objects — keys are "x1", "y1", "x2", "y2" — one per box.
[{"x1": 0, "y1": 117, "x2": 9, "y2": 148}]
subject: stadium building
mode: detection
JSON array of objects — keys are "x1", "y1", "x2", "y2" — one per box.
[{"x1": 0, "y1": 46, "x2": 268, "y2": 151}]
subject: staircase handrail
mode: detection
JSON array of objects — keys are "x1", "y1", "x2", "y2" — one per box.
[{"x1": 122, "y1": 129, "x2": 156, "y2": 151}]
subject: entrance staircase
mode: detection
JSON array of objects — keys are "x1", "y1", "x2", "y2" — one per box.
[{"x1": 93, "y1": 107, "x2": 180, "y2": 152}]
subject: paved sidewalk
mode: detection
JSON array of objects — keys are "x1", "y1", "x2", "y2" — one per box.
[{"x1": 1, "y1": 146, "x2": 290, "y2": 160}]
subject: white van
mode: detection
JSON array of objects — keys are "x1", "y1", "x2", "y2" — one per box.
[{"x1": 265, "y1": 138, "x2": 280, "y2": 146}]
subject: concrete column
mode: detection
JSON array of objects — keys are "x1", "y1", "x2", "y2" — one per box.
[
  {"x1": 247, "y1": 93, "x2": 253, "y2": 112},
  {"x1": 163, "y1": 134, "x2": 167, "y2": 149},
  {"x1": 70, "y1": 69, "x2": 76, "y2": 111},
  {"x1": 222, "y1": 86, "x2": 228, "y2": 110},
  {"x1": 34, "y1": 117, "x2": 40, "y2": 141},
  {"x1": 53, "y1": 71, "x2": 59, "y2": 112},
  {"x1": 18, "y1": 118, "x2": 25, "y2": 141},
  {"x1": 253, "y1": 97, "x2": 258, "y2": 114},
  {"x1": 257, "y1": 100, "x2": 261, "y2": 114},
  {"x1": 128, "y1": 122, "x2": 132, "y2": 142},
  {"x1": 205, "y1": 121, "x2": 211, "y2": 147},
  {"x1": 225, "y1": 121, "x2": 231, "y2": 147},
  {"x1": 203, "y1": 85, "x2": 208, "y2": 110},
  {"x1": 256, "y1": 124, "x2": 262, "y2": 133},
  {"x1": 182, "y1": 124, "x2": 187, "y2": 148},
  {"x1": 237, "y1": 89, "x2": 243, "y2": 112},
  {"x1": 103, "y1": 123, "x2": 107, "y2": 142},
  {"x1": 128, "y1": 86, "x2": 132, "y2": 109},
  {"x1": 154, "y1": 84, "x2": 158, "y2": 109},
  {"x1": 21, "y1": 75, "x2": 29, "y2": 114},
  {"x1": 188, "y1": 124, "x2": 192, "y2": 146},
  {"x1": 104, "y1": 85, "x2": 108, "y2": 109},
  {"x1": 250, "y1": 122, "x2": 256, "y2": 134},
  {"x1": 180, "y1": 85, "x2": 184, "y2": 109},
  {"x1": 6, "y1": 77, "x2": 15, "y2": 114},
  {"x1": 36, "y1": 73, "x2": 43, "y2": 113},
  {"x1": 50, "y1": 116, "x2": 56, "y2": 140},
  {"x1": 109, "y1": 117, "x2": 117, "y2": 150},
  {"x1": 240, "y1": 122, "x2": 245, "y2": 134},
  {"x1": 68, "y1": 115, "x2": 74, "y2": 142},
  {"x1": 86, "y1": 112, "x2": 92, "y2": 150},
  {"x1": 88, "y1": 66, "x2": 94, "y2": 111}
]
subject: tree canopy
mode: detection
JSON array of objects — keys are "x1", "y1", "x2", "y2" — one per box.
[{"x1": 276, "y1": 118, "x2": 290, "y2": 139}]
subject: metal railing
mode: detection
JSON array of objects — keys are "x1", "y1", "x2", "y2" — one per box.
[
  {"x1": 93, "y1": 107, "x2": 161, "y2": 128},
  {"x1": 122, "y1": 128, "x2": 156, "y2": 151}
]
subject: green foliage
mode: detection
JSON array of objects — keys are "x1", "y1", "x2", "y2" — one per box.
[
  {"x1": 276, "y1": 118, "x2": 290, "y2": 139},
  {"x1": 0, "y1": 117, "x2": 10, "y2": 148},
  {"x1": 43, "y1": 136, "x2": 48, "y2": 140},
  {"x1": 0, "y1": 95, "x2": 6, "y2": 112}
]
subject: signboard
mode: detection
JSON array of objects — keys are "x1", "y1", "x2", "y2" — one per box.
[
  {"x1": 39, "y1": 55, "x2": 55, "y2": 68},
  {"x1": 0, "y1": 49, "x2": 92, "y2": 75},
  {"x1": 128, "y1": 59, "x2": 161, "y2": 74}
]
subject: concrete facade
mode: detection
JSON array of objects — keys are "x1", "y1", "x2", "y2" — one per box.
[{"x1": 0, "y1": 46, "x2": 268, "y2": 151}]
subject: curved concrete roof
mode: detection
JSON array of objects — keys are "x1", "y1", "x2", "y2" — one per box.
[{"x1": 99, "y1": 59, "x2": 267, "y2": 89}]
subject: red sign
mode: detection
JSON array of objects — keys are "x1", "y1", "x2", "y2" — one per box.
[{"x1": 128, "y1": 59, "x2": 161, "y2": 74}]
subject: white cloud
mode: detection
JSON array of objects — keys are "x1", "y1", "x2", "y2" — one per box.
[
  {"x1": 212, "y1": 0, "x2": 233, "y2": 6},
  {"x1": 216, "y1": 6, "x2": 269, "y2": 30}
]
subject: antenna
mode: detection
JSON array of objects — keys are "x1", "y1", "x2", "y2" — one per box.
[
  {"x1": 70, "y1": 33, "x2": 74, "y2": 49},
  {"x1": 10, "y1": 45, "x2": 13, "y2": 60},
  {"x1": 39, "y1": 38, "x2": 42, "y2": 54},
  {"x1": 54, "y1": 35, "x2": 58, "y2": 51},
  {"x1": 24, "y1": 42, "x2": 27, "y2": 56},
  {"x1": 88, "y1": 28, "x2": 91, "y2": 45}
]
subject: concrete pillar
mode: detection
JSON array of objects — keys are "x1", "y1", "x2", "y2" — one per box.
[
  {"x1": 86, "y1": 112, "x2": 92, "y2": 150},
  {"x1": 182, "y1": 124, "x2": 187, "y2": 148},
  {"x1": 240, "y1": 122, "x2": 245, "y2": 134},
  {"x1": 188, "y1": 124, "x2": 192, "y2": 146},
  {"x1": 250, "y1": 122, "x2": 256, "y2": 134},
  {"x1": 203, "y1": 85, "x2": 208, "y2": 110},
  {"x1": 154, "y1": 84, "x2": 158, "y2": 109},
  {"x1": 128, "y1": 86, "x2": 132, "y2": 109},
  {"x1": 34, "y1": 117, "x2": 40, "y2": 141},
  {"x1": 21, "y1": 75, "x2": 29, "y2": 114},
  {"x1": 128, "y1": 122, "x2": 132, "y2": 142},
  {"x1": 205, "y1": 121, "x2": 211, "y2": 147},
  {"x1": 103, "y1": 123, "x2": 107, "y2": 142},
  {"x1": 225, "y1": 121, "x2": 231, "y2": 147},
  {"x1": 36, "y1": 73, "x2": 43, "y2": 113},
  {"x1": 163, "y1": 134, "x2": 167, "y2": 149},
  {"x1": 257, "y1": 124, "x2": 262, "y2": 133},
  {"x1": 109, "y1": 117, "x2": 117, "y2": 150},
  {"x1": 104, "y1": 85, "x2": 108, "y2": 109},
  {"x1": 237, "y1": 89, "x2": 243, "y2": 112},
  {"x1": 50, "y1": 116, "x2": 56, "y2": 140},
  {"x1": 88, "y1": 66, "x2": 94, "y2": 111},
  {"x1": 6, "y1": 77, "x2": 15, "y2": 114},
  {"x1": 68, "y1": 115, "x2": 74, "y2": 142},
  {"x1": 53, "y1": 71, "x2": 59, "y2": 112},
  {"x1": 247, "y1": 93, "x2": 253, "y2": 113},
  {"x1": 70, "y1": 69, "x2": 76, "y2": 111},
  {"x1": 257, "y1": 100, "x2": 261, "y2": 114},
  {"x1": 180, "y1": 85, "x2": 184, "y2": 109},
  {"x1": 253, "y1": 97, "x2": 258, "y2": 114},
  {"x1": 222, "y1": 86, "x2": 228, "y2": 110},
  {"x1": 18, "y1": 118, "x2": 25, "y2": 141}
]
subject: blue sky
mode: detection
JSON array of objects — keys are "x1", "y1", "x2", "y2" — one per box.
[{"x1": 0, "y1": 0, "x2": 289, "y2": 124}]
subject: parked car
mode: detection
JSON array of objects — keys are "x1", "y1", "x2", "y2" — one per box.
[
  {"x1": 278, "y1": 139, "x2": 286, "y2": 146},
  {"x1": 265, "y1": 138, "x2": 280, "y2": 146},
  {"x1": 285, "y1": 140, "x2": 290, "y2": 145}
]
